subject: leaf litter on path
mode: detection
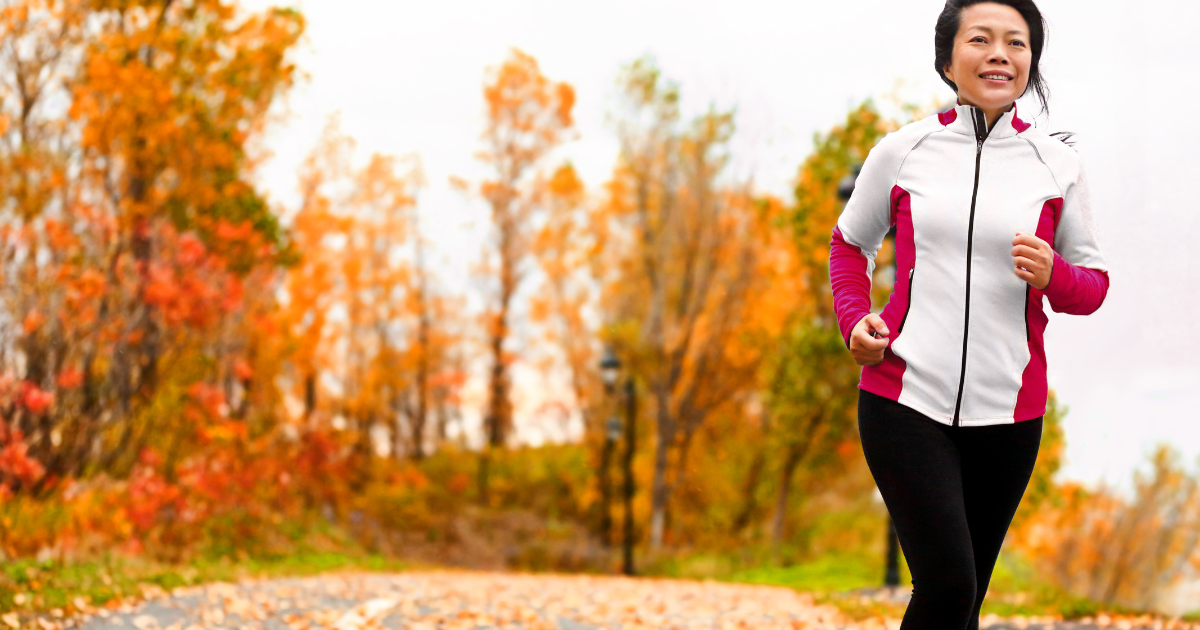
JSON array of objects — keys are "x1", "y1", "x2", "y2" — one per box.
[
  {"x1": 20, "y1": 570, "x2": 1200, "y2": 630},
  {"x1": 52, "y1": 570, "x2": 856, "y2": 630}
]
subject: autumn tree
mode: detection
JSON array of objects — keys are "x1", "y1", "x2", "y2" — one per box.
[
  {"x1": 0, "y1": 0, "x2": 303, "y2": 483},
  {"x1": 754, "y1": 103, "x2": 896, "y2": 542},
  {"x1": 282, "y1": 120, "x2": 355, "y2": 432},
  {"x1": 0, "y1": 0, "x2": 85, "y2": 490},
  {"x1": 281, "y1": 119, "x2": 464, "y2": 477},
  {"x1": 1011, "y1": 389, "x2": 1067, "y2": 529},
  {"x1": 464, "y1": 49, "x2": 575, "y2": 501},
  {"x1": 528, "y1": 162, "x2": 610, "y2": 496},
  {"x1": 599, "y1": 57, "x2": 796, "y2": 548},
  {"x1": 1013, "y1": 445, "x2": 1200, "y2": 609}
]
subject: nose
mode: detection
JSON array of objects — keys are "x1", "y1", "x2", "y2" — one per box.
[{"x1": 989, "y1": 43, "x2": 1010, "y2": 64}]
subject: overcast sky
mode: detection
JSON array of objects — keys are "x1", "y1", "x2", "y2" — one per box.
[{"x1": 240, "y1": 0, "x2": 1200, "y2": 492}]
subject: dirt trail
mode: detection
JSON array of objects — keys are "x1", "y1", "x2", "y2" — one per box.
[{"x1": 25, "y1": 570, "x2": 1179, "y2": 630}]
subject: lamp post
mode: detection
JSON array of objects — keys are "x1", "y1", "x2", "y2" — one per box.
[
  {"x1": 620, "y1": 375, "x2": 636, "y2": 576},
  {"x1": 838, "y1": 163, "x2": 901, "y2": 589},
  {"x1": 599, "y1": 349, "x2": 621, "y2": 548},
  {"x1": 599, "y1": 347, "x2": 636, "y2": 576}
]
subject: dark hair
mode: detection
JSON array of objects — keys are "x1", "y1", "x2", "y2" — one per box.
[{"x1": 934, "y1": 0, "x2": 1051, "y2": 114}]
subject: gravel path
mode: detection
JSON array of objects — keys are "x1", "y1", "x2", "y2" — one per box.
[{"x1": 24, "y1": 571, "x2": 1189, "y2": 630}]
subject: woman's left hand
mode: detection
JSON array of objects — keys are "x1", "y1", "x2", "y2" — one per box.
[{"x1": 1012, "y1": 232, "x2": 1054, "y2": 290}]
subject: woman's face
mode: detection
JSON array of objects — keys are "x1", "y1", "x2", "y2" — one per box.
[{"x1": 942, "y1": 2, "x2": 1032, "y2": 114}]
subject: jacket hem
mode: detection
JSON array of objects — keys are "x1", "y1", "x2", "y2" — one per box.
[
  {"x1": 857, "y1": 382, "x2": 1035, "y2": 426},
  {"x1": 857, "y1": 382, "x2": 956, "y2": 425}
]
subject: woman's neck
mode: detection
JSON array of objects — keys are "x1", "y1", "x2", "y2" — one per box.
[{"x1": 958, "y1": 97, "x2": 1014, "y2": 130}]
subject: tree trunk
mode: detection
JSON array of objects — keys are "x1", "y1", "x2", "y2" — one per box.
[
  {"x1": 477, "y1": 443, "x2": 492, "y2": 506},
  {"x1": 648, "y1": 385, "x2": 675, "y2": 549},
  {"x1": 730, "y1": 448, "x2": 767, "y2": 535},
  {"x1": 304, "y1": 371, "x2": 317, "y2": 422},
  {"x1": 772, "y1": 438, "x2": 811, "y2": 543},
  {"x1": 597, "y1": 432, "x2": 615, "y2": 545},
  {"x1": 411, "y1": 234, "x2": 431, "y2": 460}
]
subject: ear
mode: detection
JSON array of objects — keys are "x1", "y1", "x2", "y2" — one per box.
[{"x1": 943, "y1": 63, "x2": 956, "y2": 85}]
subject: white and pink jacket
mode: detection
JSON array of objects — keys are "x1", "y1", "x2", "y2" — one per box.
[{"x1": 830, "y1": 103, "x2": 1109, "y2": 426}]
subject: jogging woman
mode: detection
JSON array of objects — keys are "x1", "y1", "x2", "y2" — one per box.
[{"x1": 828, "y1": 0, "x2": 1109, "y2": 627}]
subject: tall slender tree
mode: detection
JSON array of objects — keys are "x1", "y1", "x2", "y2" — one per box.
[
  {"x1": 766, "y1": 103, "x2": 894, "y2": 542},
  {"x1": 464, "y1": 49, "x2": 575, "y2": 501},
  {"x1": 601, "y1": 57, "x2": 794, "y2": 548}
]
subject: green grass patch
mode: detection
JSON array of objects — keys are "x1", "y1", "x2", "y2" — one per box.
[
  {"x1": 644, "y1": 544, "x2": 1125, "y2": 622},
  {"x1": 727, "y1": 553, "x2": 902, "y2": 593},
  {"x1": 0, "y1": 550, "x2": 413, "y2": 617}
]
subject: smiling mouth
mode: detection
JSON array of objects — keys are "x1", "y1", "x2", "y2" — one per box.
[{"x1": 980, "y1": 73, "x2": 1013, "y2": 81}]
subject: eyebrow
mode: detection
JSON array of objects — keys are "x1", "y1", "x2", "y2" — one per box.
[{"x1": 966, "y1": 25, "x2": 1028, "y2": 37}]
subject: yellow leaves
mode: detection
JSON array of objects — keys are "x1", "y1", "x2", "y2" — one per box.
[
  {"x1": 66, "y1": 0, "x2": 303, "y2": 239},
  {"x1": 480, "y1": 48, "x2": 576, "y2": 168},
  {"x1": 555, "y1": 82, "x2": 576, "y2": 127},
  {"x1": 547, "y1": 163, "x2": 583, "y2": 200},
  {"x1": 282, "y1": 116, "x2": 446, "y2": 442}
]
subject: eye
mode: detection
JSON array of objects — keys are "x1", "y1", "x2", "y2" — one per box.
[
  {"x1": 970, "y1": 36, "x2": 987, "y2": 43},
  {"x1": 1011, "y1": 40, "x2": 1027, "y2": 47}
]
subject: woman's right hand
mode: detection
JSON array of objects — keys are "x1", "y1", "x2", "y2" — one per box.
[{"x1": 850, "y1": 314, "x2": 890, "y2": 366}]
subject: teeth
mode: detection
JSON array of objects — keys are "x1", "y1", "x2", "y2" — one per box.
[{"x1": 982, "y1": 74, "x2": 1011, "y2": 80}]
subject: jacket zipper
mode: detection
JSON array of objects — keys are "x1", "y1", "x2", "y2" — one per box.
[
  {"x1": 952, "y1": 108, "x2": 989, "y2": 427},
  {"x1": 898, "y1": 264, "x2": 916, "y2": 335}
]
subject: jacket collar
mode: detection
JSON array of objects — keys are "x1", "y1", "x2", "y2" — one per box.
[{"x1": 937, "y1": 101, "x2": 1031, "y2": 139}]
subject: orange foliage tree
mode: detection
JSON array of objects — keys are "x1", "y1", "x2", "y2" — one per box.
[
  {"x1": 281, "y1": 119, "x2": 464, "y2": 478},
  {"x1": 758, "y1": 103, "x2": 896, "y2": 543},
  {"x1": 462, "y1": 49, "x2": 576, "y2": 501},
  {"x1": 0, "y1": 0, "x2": 303, "y2": 487},
  {"x1": 529, "y1": 165, "x2": 605, "y2": 450},
  {"x1": 598, "y1": 57, "x2": 800, "y2": 548},
  {"x1": 1013, "y1": 445, "x2": 1200, "y2": 610}
]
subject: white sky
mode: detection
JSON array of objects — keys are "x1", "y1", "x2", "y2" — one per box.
[{"x1": 241, "y1": 0, "x2": 1200, "y2": 492}]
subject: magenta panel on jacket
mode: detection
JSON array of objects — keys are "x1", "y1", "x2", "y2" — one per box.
[
  {"x1": 860, "y1": 186, "x2": 913, "y2": 401},
  {"x1": 1014, "y1": 198, "x2": 1062, "y2": 421}
]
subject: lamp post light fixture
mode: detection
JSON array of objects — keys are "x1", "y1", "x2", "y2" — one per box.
[
  {"x1": 600, "y1": 347, "x2": 621, "y2": 394},
  {"x1": 836, "y1": 164, "x2": 861, "y2": 202}
]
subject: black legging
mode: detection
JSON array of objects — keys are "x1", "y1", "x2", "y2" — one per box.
[{"x1": 857, "y1": 389, "x2": 1042, "y2": 630}]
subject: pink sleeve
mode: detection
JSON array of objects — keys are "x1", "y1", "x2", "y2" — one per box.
[
  {"x1": 830, "y1": 226, "x2": 872, "y2": 347},
  {"x1": 1042, "y1": 252, "x2": 1110, "y2": 315}
]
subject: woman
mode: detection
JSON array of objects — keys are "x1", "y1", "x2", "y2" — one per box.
[{"x1": 828, "y1": 0, "x2": 1109, "y2": 627}]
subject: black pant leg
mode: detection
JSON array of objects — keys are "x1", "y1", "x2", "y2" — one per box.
[
  {"x1": 857, "y1": 390, "x2": 978, "y2": 630},
  {"x1": 957, "y1": 417, "x2": 1043, "y2": 630}
]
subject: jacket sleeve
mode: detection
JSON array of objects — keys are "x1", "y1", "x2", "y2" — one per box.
[
  {"x1": 1043, "y1": 165, "x2": 1110, "y2": 315},
  {"x1": 829, "y1": 133, "x2": 903, "y2": 347}
]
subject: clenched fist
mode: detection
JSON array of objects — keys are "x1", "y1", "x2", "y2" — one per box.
[
  {"x1": 850, "y1": 313, "x2": 890, "y2": 367},
  {"x1": 1012, "y1": 232, "x2": 1054, "y2": 290}
]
